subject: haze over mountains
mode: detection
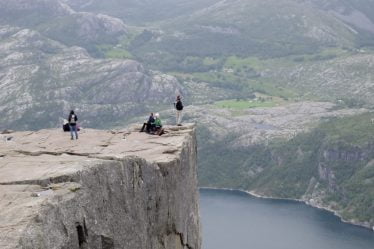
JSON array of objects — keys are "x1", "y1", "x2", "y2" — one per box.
[{"x1": 0, "y1": 0, "x2": 373, "y2": 229}]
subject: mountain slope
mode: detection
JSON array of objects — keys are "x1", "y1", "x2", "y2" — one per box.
[
  {"x1": 0, "y1": 26, "x2": 181, "y2": 130},
  {"x1": 307, "y1": 0, "x2": 374, "y2": 26},
  {"x1": 61, "y1": 0, "x2": 222, "y2": 24},
  {"x1": 129, "y1": 0, "x2": 361, "y2": 59},
  {"x1": 274, "y1": 53, "x2": 374, "y2": 106}
]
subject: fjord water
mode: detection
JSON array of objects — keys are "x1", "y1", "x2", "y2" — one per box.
[{"x1": 200, "y1": 189, "x2": 374, "y2": 249}]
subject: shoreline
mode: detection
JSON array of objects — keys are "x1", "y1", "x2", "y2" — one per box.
[{"x1": 200, "y1": 187, "x2": 374, "y2": 232}]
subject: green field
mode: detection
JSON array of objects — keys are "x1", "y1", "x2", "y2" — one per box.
[{"x1": 215, "y1": 98, "x2": 278, "y2": 110}]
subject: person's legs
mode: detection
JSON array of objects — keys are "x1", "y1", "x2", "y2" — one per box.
[
  {"x1": 155, "y1": 126, "x2": 162, "y2": 135},
  {"x1": 70, "y1": 125, "x2": 78, "y2": 139},
  {"x1": 74, "y1": 125, "x2": 78, "y2": 139},
  {"x1": 69, "y1": 125, "x2": 74, "y2": 140},
  {"x1": 177, "y1": 110, "x2": 183, "y2": 125},
  {"x1": 140, "y1": 123, "x2": 147, "y2": 132},
  {"x1": 150, "y1": 124, "x2": 156, "y2": 134},
  {"x1": 146, "y1": 122, "x2": 153, "y2": 133}
]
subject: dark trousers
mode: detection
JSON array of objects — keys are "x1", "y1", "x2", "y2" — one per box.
[{"x1": 141, "y1": 122, "x2": 155, "y2": 133}]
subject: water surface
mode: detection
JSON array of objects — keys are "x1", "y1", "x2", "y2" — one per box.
[{"x1": 200, "y1": 189, "x2": 374, "y2": 249}]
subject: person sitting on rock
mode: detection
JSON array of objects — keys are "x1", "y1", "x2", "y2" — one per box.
[
  {"x1": 140, "y1": 113, "x2": 155, "y2": 133},
  {"x1": 68, "y1": 110, "x2": 78, "y2": 140},
  {"x1": 154, "y1": 113, "x2": 165, "y2": 136}
]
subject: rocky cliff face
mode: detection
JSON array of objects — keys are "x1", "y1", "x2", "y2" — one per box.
[
  {"x1": 302, "y1": 142, "x2": 374, "y2": 229},
  {"x1": 0, "y1": 124, "x2": 201, "y2": 249}
]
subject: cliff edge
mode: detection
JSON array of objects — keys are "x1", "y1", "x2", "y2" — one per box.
[{"x1": 0, "y1": 124, "x2": 201, "y2": 249}]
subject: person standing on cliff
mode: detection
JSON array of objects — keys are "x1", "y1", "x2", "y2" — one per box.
[
  {"x1": 68, "y1": 110, "x2": 78, "y2": 140},
  {"x1": 174, "y1": 95, "x2": 184, "y2": 126}
]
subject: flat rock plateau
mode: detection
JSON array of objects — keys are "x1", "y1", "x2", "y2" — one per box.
[{"x1": 0, "y1": 124, "x2": 201, "y2": 249}]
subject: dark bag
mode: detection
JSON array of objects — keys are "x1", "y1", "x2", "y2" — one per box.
[
  {"x1": 63, "y1": 123, "x2": 70, "y2": 132},
  {"x1": 176, "y1": 101, "x2": 183, "y2": 111}
]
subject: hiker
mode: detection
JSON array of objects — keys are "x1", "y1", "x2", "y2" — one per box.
[
  {"x1": 140, "y1": 112, "x2": 155, "y2": 133},
  {"x1": 68, "y1": 110, "x2": 78, "y2": 140},
  {"x1": 174, "y1": 95, "x2": 184, "y2": 126},
  {"x1": 154, "y1": 113, "x2": 165, "y2": 136}
]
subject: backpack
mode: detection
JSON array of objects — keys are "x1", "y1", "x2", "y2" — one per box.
[
  {"x1": 70, "y1": 114, "x2": 76, "y2": 124},
  {"x1": 176, "y1": 101, "x2": 183, "y2": 111}
]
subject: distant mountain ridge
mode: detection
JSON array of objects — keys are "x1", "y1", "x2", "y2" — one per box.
[
  {"x1": 0, "y1": 0, "x2": 127, "y2": 52},
  {"x1": 130, "y1": 0, "x2": 374, "y2": 59},
  {"x1": 61, "y1": 0, "x2": 222, "y2": 24}
]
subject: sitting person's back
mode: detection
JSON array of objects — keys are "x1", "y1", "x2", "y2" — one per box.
[
  {"x1": 154, "y1": 114, "x2": 162, "y2": 128},
  {"x1": 154, "y1": 113, "x2": 165, "y2": 136}
]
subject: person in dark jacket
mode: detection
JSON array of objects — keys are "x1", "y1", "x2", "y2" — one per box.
[
  {"x1": 68, "y1": 110, "x2": 78, "y2": 140},
  {"x1": 140, "y1": 113, "x2": 155, "y2": 133},
  {"x1": 174, "y1": 95, "x2": 184, "y2": 126}
]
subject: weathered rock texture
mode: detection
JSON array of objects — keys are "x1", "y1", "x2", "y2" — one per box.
[{"x1": 0, "y1": 124, "x2": 201, "y2": 249}]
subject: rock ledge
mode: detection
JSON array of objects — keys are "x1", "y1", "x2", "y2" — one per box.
[{"x1": 0, "y1": 124, "x2": 201, "y2": 249}]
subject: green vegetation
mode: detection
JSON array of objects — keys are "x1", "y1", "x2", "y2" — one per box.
[
  {"x1": 214, "y1": 94, "x2": 289, "y2": 110},
  {"x1": 97, "y1": 45, "x2": 133, "y2": 59},
  {"x1": 105, "y1": 48, "x2": 133, "y2": 59},
  {"x1": 225, "y1": 56, "x2": 267, "y2": 72},
  {"x1": 106, "y1": 29, "x2": 361, "y2": 104},
  {"x1": 215, "y1": 99, "x2": 275, "y2": 110},
  {"x1": 95, "y1": 0, "x2": 373, "y2": 107},
  {"x1": 318, "y1": 113, "x2": 374, "y2": 145}
]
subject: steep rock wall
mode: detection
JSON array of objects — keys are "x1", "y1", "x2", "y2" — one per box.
[{"x1": 0, "y1": 125, "x2": 201, "y2": 249}]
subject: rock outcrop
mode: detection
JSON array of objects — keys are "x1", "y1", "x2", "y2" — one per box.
[{"x1": 0, "y1": 124, "x2": 201, "y2": 249}]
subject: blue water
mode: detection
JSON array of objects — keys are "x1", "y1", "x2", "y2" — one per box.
[{"x1": 200, "y1": 189, "x2": 374, "y2": 249}]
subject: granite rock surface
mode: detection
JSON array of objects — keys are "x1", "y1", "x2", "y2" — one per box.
[{"x1": 0, "y1": 124, "x2": 200, "y2": 249}]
